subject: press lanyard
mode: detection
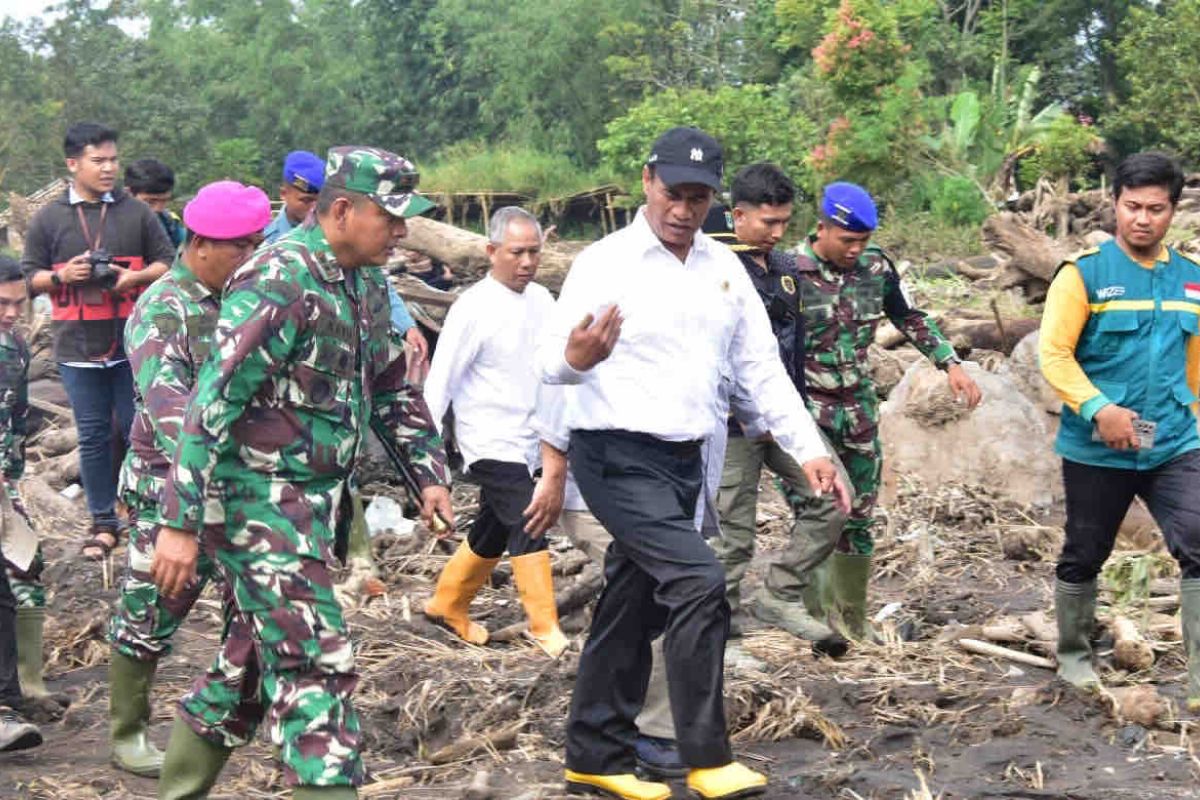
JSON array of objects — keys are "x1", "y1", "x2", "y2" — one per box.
[{"x1": 75, "y1": 202, "x2": 108, "y2": 252}]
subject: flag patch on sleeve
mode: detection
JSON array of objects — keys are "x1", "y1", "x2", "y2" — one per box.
[{"x1": 1186, "y1": 282, "x2": 1200, "y2": 300}]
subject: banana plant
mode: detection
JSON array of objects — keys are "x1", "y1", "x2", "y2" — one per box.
[{"x1": 922, "y1": 63, "x2": 1065, "y2": 202}]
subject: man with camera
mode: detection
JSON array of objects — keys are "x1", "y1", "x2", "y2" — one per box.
[{"x1": 21, "y1": 122, "x2": 175, "y2": 561}]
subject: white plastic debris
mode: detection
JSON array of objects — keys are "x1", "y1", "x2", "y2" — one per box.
[
  {"x1": 59, "y1": 483, "x2": 83, "y2": 501},
  {"x1": 873, "y1": 601, "x2": 903, "y2": 623},
  {"x1": 363, "y1": 495, "x2": 415, "y2": 538}
]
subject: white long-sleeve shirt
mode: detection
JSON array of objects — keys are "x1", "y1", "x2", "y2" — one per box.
[
  {"x1": 424, "y1": 273, "x2": 555, "y2": 474},
  {"x1": 537, "y1": 208, "x2": 826, "y2": 471}
]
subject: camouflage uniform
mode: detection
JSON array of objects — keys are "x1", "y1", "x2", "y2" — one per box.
[
  {"x1": 109, "y1": 259, "x2": 225, "y2": 662},
  {"x1": 0, "y1": 331, "x2": 41, "y2": 610},
  {"x1": 160, "y1": 152, "x2": 447, "y2": 787},
  {"x1": 790, "y1": 240, "x2": 955, "y2": 554}
]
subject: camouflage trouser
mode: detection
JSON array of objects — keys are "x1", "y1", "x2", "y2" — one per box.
[
  {"x1": 3, "y1": 483, "x2": 44, "y2": 609},
  {"x1": 717, "y1": 432, "x2": 852, "y2": 605},
  {"x1": 107, "y1": 502, "x2": 222, "y2": 661},
  {"x1": 179, "y1": 482, "x2": 363, "y2": 788},
  {"x1": 783, "y1": 409, "x2": 881, "y2": 556}
]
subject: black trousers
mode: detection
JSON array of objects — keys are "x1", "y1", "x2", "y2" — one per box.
[
  {"x1": 1058, "y1": 449, "x2": 1200, "y2": 583},
  {"x1": 0, "y1": 558, "x2": 20, "y2": 707},
  {"x1": 566, "y1": 429, "x2": 732, "y2": 773},
  {"x1": 466, "y1": 459, "x2": 547, "y2": 559}
]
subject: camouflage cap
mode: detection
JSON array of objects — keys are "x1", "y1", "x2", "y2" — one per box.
[{"x1": 324, "y1": 146, "x2": 436, "y2": 219}]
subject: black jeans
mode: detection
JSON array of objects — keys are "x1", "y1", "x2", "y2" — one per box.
[
  {"x1": 1058, "y1": 449, "x2": 1200, "y2": 583},
  {"x1": 565, "y1": 429, "x2": 732, "y2": 773},
  {"x1": 466, "y1": 459, "x2": 547, "y2": 559},
  {"x1": 0, "y1": 560, "x2": 21, "y2": 707}
]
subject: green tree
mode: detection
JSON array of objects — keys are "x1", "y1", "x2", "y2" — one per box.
[
  {"x1": 0, "y1": 20, "x2": 61, "y2": 193},
  {"x1": 802, "y1": 0, "x2": 934, "y2": 196},
  {"x1": 1111, "y1": 0, "x2": 1200, "y2": 163},
  {"x1": 598, "y1": 84, "x2": 819, "y2": 200}
]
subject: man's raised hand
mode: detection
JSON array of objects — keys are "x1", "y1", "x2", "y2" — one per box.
[{"x1": 565, "y1": 305, "x2": 622, "y2": 371}]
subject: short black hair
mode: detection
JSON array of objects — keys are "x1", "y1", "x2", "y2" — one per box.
[
  {"x1": 125, "y1": 159, "x2": 175, "y2": 195},
  {"x1": 315, "y1": 184, "x2": 369, "y2": 216},
  {"x1": 731, "y1": 162, "x2": 795, "y2": 207},
  {"x1": 0, "y1": 255, "x2": 24, "y2": 284},
  {"x1": 64, "y1": 122, "x2": 118, "y2": 158},
  {"x1": 1114, "y1": 151, "x2": 1184, "y2": 204}
]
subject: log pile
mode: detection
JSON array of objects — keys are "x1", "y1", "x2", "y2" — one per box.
[
  {"x1": 967, "y1": 174, "x2": 1200, "y2": 302},
  {"x1": 399, "y1": 216, "x2": 585, "y2": 294}
]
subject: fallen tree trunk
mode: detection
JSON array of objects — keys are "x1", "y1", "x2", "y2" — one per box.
[
  {"x1": 402, "y1": 217, "x2": 581, "y2": 294},
  {"x1": 910, "y1": 255, "x2": 1000, "y2": 281},
  {"x1": 875, "y1": 313, "x2": 1039, "y2": 355},
  {"x1": 981, "y1": 213, "x2": 1073, "y2": 301}
]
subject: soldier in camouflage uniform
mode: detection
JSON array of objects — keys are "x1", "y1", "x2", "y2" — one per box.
[
  {"x1": 0, "y1": 252, "x2": 56, "y2": 707},
  {"x1": 708, "y1": 164, "x2": 852, "y2": 656},
  {"x1": 789, "y1": 182, "x2": 981, "y2": 639},
  {"x1": 150, "y1": 147, "x2": 451, "y2": 800},
  {"x1": 106, "y1": 180, "x2": 272, "y2": 778},
  {"x1": 0, "y1": 254, "x2": 44, "y2": 752}
]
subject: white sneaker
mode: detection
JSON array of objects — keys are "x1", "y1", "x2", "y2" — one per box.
[{"x1": 0, "y1": 707, "x2": 42, "y2": 752}]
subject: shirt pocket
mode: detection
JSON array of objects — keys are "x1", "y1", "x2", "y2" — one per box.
[
  {"x1": 800, "y1": 283, "x2": 835, "y2": 327},
  {"x1": 851, "y1": 281, "x2": 885, "y2": 322},
  {"x1": 1094, "y1": 310, "x2": 1142, "y2": 352},
  {"x1": 289, "y1": 338, "x2": 356, "y2": 418},
  {"x1": 1172, "y1": 382, "x2": 1198, "y2": 409}
]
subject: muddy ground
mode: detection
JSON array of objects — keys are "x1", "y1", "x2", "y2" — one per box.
[{"x1": 2, "y1": 475, "x2": 1198, "y2": 800}]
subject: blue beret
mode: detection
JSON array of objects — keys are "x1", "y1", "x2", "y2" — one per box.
[
  {"x1": 821, "y1": 181, "x2": 877, "y2": 232},
  {"x1": 282, "y1": 150, "x2": 325, "y2": 193}
]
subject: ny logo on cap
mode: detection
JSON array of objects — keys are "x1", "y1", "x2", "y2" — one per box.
[{"x1": 690, "y1": 148, "x2": 704, "y2": 162}]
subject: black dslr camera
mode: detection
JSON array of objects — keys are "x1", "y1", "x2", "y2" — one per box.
[{"x1": 87, "y1": 249, "x2": 120, "y2": 289}]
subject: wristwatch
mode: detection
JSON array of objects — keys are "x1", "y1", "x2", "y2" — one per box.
[
  {"x1": 937, "y1": 354, "x2": 962, "y2": 371},
  {"x1": 49, "y1": 272, "x2": 62, "y2": 288}
]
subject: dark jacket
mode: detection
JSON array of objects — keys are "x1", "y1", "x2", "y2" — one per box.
[
  {"x1": 21, "y1": 188, "x2": 174, "y2": 362},
  {"x1": 728, "y1": 246, "x2": 807, "y2": 436}
]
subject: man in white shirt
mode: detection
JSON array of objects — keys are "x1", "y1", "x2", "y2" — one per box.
[
  {"x1": 540, "y1": 127, "x2": 850, "y2": 800},
  {"x1": 422, "y1": 206, "x2": 568, "y2": 658}
]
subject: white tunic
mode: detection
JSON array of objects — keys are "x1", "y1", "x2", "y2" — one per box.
[{"x1": 424, "y1": 273, "x2": 555, "y2": 474}]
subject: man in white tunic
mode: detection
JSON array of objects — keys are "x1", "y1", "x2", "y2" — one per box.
[{"x1": 422, "y1": 206, "x2": 568, "y2": 658}]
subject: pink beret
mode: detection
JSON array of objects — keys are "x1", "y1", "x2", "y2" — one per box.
[{"x1": 183, "y1": 181, "x2": 272, "y2": 240}]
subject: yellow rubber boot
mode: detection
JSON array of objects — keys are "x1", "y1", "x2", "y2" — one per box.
[
  {"x1": 564, "y1": 770, "x2": 670, "y2": 800},
  {"x1": 423, "y1": 541, "x2": 499, "y2": 645},
  {"x1": 686, "y1": 762, "x2": 768, "y2": 799},
  {"x1": 511, "y1": 550, "x2": 570, "y2": 657}
]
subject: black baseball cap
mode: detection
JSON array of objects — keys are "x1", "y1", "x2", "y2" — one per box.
[{"x1": 645, "y1": 127, "x2": 724, "y2": 191}]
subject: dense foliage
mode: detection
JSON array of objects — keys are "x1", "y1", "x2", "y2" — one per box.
[{"x1": 0, "y1": 0, "x2": 1193, "y2": 223}]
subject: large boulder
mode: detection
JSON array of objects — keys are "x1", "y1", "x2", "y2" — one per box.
[
  {"x1": 1008, "y1": 330, "x2": 1062, "y2": 415},
  {"x1": 868, "y1": 344, "x2": 922, "y2": 399},
  {"x1": 880, "y1": 360, "x2": 1062, "y2": 510}
]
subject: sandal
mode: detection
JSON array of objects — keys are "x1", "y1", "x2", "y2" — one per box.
[{"x1": 81, "y1": 525, "x2": 120, "y2": 561}]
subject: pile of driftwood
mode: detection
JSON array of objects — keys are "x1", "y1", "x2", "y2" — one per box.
[
  {"x1": 942, "y1": 173, "x2": 1200, "y2": 303},
  {"x1": 395, "y1": 214, "x2": 1045, "y2": 360}
]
